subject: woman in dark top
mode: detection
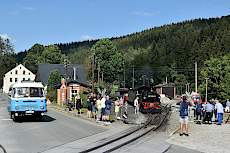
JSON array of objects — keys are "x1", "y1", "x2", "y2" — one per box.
[
  {"x1": 86, "y1": 96, "x2": 92, "y2": 118},
  {"x1": 75, "y1": 94, "x2": 82, "y2": 114}
]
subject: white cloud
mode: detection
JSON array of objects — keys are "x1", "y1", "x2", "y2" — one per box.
[
  {"x1": 22, "y1": 7, "x2": 36, "y2": 11},
  {"x1": 80, "y1": 35, "x2": 94, "y2": 41},
  {"x1": 132, "y1": 11, "x2": 160, "y2": 17},
  {"x1": 0, "y1": 34, "x2": 12, "y2": 41},
  {"x1": 8, "y1": 6, "x2": 35, "y2": 16}
]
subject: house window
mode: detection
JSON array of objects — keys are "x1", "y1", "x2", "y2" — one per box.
[
  {"x1": 15, "y1": 78, "x2": 18, "y2": 82},
  {"x1": 23, "y1": 78, "x2": 25, "y2": 81},
  {"x1": 15, "y1": 70, "x2": 18, "y2": 74},
  {"x1": 10, "y1": 78, "x2": 12, "y2": 82},
  {"x1": 10, "y1": 72, "x2": 12, "y2": 74},
  {"x1": 20, "y1": 67, "x2": 21, "y2": 69},
  {"x1": 28, "y1": 78, "x2": 30, "y2": 81},
  {"x1": 23, "y1": 70, "x2": 25, "y2": 75},
  {"x1": 29, "y1": 73, "x2": 30, "y2": 75}
]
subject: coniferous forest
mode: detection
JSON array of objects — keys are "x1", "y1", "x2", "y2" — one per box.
[{"x1": 2, "y1": 15, "x2": 230, "y2": 99}]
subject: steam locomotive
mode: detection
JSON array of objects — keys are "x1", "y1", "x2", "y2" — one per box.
[{"x1": 129, "y1": 85, "x2": 161, "y2": 113}]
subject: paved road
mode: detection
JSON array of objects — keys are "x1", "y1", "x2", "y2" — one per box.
[{"x1": 0, "y1": 93, "x2": 106, "y2": 153}]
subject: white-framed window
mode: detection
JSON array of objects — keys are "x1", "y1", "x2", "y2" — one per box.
[
  {"x1": 10, "y1": 78, "x2": 12, "y2": 82},
  {"x1": 15, "y1": 78, "x2": 18, "y2": 82},
  {"x1": 23, "y1": 70, "x2": 25, "y2": 75},
  {"x1": 15, "y1": 70, "x2": 18, "y2": 74}
]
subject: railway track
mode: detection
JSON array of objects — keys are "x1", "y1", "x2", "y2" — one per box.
[
  {"x1": 0, "y1": 144, "x2": 7, "y2": 153},
  {"x1": 79, "y1": 104, "x2": 171, "y2": 153}
]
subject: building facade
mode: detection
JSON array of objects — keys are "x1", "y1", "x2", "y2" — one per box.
[
  {"x1": 155, "y1": 83, "x2": 176, "y2": 99},
  {"x1": 57, "y1": 79, "x2": 89, "y2": 106},
  {"x1": 3, "y1": 64, "x2": 35, "y2": 93}
]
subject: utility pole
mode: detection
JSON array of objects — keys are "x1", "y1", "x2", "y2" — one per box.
[
  {"x1": 142, "y1": 75, "x2": 145, "y2": 85},
  {"x1": 123, "y1": 60, "x2": 125, "y2": 88},
  {"x1": 92, "y1": 54, "x2": 95, "y2": 93},
  {"x1": 132, "y1": 65, "x2": 134, "y2": 89},
  {"x1": 205, "y1": 78, "x2": 209, "y2": 102},
  {"x1": 64, "y1": 58, "x2": 68, "y2": 81},
  {"x1": 186, "y1": 83, "x2": 190, "y2": 92},
  {"x1": 63, "y1": 57, "x2": 69, "y2": 108},
  {"x1": 97, "y1": 62, "x2": 100, "y2": 85},
  {"x1": 102, "y1": 72, "x2": 104, "y2": 83},
  {"x1": 195, "y1": 61, "x2": 198, "y2": 93}
]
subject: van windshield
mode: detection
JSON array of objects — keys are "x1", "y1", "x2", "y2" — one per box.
[{"x1": 13, "y1": 87, "x2": 44, "y2": 98}]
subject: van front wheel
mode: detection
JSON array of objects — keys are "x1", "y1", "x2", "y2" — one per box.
[{"x1": 35, "y1": 114, "x2": 43, "y2": 121}]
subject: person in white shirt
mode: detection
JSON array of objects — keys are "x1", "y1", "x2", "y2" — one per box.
[
  {"x1": 134, "y1": 97, "x2": 139, "y2": 114},
  {"x1": 225, "y1": 99, "x2": 230, "y2": 112},
  {"x1": 101, "y1": 95, "x2": 106, "y2": 121},
  {"x1": 96, "y1": 97, "x2": 102, "y2": 121},
  {"x1": 215, "y1": 100, "x2": 224, "y2": 125}
]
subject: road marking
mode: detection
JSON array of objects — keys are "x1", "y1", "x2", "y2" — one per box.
[{"x1": 1, "y1": 119, "x2": 12, "y2": 121}]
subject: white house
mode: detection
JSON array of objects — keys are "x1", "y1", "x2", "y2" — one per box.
[{"x1": 3, "y1": 64, "x2": 36, "y2": 93}]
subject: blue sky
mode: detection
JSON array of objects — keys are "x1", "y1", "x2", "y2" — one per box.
[{"x1": 0, "y1": 0, "x2": 229, "y2": 52}]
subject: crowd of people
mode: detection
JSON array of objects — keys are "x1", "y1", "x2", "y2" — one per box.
[
  {"x1": 83, "y1": 93, "x2": 129, "y2": 124},
  {"x1": 179, "y1": 95, "x2": 230, "y2": 136},
  {"x1": 192, "y1": 99, "x2": 226, "y2": 125}
]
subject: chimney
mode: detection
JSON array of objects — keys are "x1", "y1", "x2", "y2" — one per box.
[{"x1": 73, "y1": 67, "x2": 76, "y2": 80}]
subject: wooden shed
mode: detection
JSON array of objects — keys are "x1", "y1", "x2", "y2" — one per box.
[{"x1": 155, "y1": 83, "x2": 176, "y2": 99}]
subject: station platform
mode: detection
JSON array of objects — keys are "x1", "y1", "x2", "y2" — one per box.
[{"x1": 167, "y1": 110, "x2": 230, "y2": 153}]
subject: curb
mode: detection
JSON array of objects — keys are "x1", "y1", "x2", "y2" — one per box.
[
  {"x1": 48, "y1": 105, "x2": 93, "y2": 122},
  {"x1": 47, "y1": 105, "x2": 127, "y2": 128},
  {"x1": 169, "y1": 127, "x2": 180, "y2": 136}
]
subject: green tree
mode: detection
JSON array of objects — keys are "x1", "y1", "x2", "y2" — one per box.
[
  {"x1": 0, "y1": 37, "x2": 13, "y2": 54},
  {"x1": 174, "y1": 74, "x2": 187, "y2": 94},
  {"x1": 91, "y1": 39, "x2": 124, "y2": 82},
  {"x1": 23, "y1": 44, "x2": 65, "y2": 73},
  {"x1": 47, "y1": 69, "x2": 62, "y2": 102},
  {"x1": 23, "y1": 44, "x2": 44, "y2": 72},
  {"x1": 199, "y1": 54, "x2": 230, "y2": 100},
  {"x1": 23, "y1": 44, "x2": 45, "y2": 73},
  {"x1": 40, "y1": 45, "x2": 64, "y2": 64},
  {"x1": 0, "y1": 36, "x2": 16, "y2": 87}
]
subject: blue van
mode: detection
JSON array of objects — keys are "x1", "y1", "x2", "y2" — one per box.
[{"x1": 8, "y1": 81, "x2": 47, "y2": 121}]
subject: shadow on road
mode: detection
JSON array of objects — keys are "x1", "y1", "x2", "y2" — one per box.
[{"x1": 15, "y1": 115, "x2": 56, "y2": 123}]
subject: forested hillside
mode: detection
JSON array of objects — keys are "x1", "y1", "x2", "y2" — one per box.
[
  {"x1": 8, "y1": 15, "x2": 230, "y2": 97},
  {"x1": 54, "y1": 15, "x2": 230, "y2": 87}
]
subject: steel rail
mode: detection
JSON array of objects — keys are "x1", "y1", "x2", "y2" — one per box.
[
  {"x1": 103, "y1": 105, "x2": 170, "y2": 153},
  {"x1": 80, "y1": 104, "x2": 170, "y2": 153},
  {"x1": 0, "y1": 144, "x2": 7, "y2": 153}
]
